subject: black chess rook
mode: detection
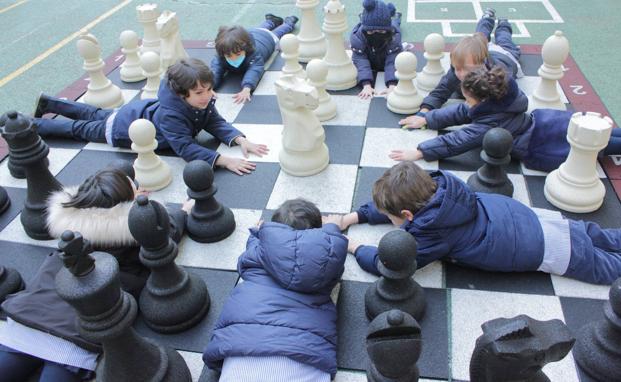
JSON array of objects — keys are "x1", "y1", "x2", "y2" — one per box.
[{"x1": 467, "y1": 127, "x2": 514, "y2": 197}]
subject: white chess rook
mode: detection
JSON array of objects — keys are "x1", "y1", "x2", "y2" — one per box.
[
  {"x1": 76, "y1": 34, "x2": 124, "y2": 109},
  {"x1": 156, "y1": 10, "x2": 189, "y2": 72},
  {"x1": 128, "y1": 119, "x2": 172, "y2": 191},
  {"x1": 387, "y1": 51, "x2": 423, "y2": 114},
  {"x1": 307, "y1": 59, "x2": 337, "y2": 121},
  {"x1": 322, "y1": 0, "x2": 357, "y2": 91},
  {"x1": 137, "y1": 3, "x2": 161, "y2": 54},
  {"x1": 416, "y1": 33, "x2": 446, "y2": 93},
  {"x1": 120, "y1": 30, "x2": 147, "y2": 83},
  {"x1": 528, "y1": 31, "x2": 569, "y2": 112},
  {"x1": 141, "y1": 51, "x2": 162, "y2": 99},
  {"x1": 544, "y1": 112, "x2": 613, "y2": 213},
  {"x1": 296, "y1": 0, "x2": 327, "y2": 63},
  {"x1": 280, "y1": 34, "x2": 306, "y2": 79},
  {"x1": 275, "y1": 74, "x2": 329, "y2": 176}
]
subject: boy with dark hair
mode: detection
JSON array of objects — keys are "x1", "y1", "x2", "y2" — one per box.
[
  {"x1": 211, "y1": 14, "x2": 299, "y2": 104},
  {"x1": 327, "y1": 161, "x2": 621, "y2": 285},
  {"x1": 34, "y1": 58, "x2": 268, "y2": 175},
  {"x1": 203, "y1": 198, "x2": 348, "y2": 381}
]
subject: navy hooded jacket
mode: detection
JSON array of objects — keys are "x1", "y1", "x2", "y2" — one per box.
[
  {"x1": 354, "y1": 171, "x2": 545, "y2": 275},
  {"x1": 111, "y1": 79, "x2": 243, "y2": 167},
  {"x1": 350, "y1": 22, "x2": 402, "y2": 87},
  {"x1": 203, "y1": 222, "x2": 348, "y2": 377},
  {"x1": 210, "y1": 28, "x2": 276, "y2": 91}
]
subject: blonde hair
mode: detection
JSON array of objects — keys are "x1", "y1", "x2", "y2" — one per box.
[{"x1": 450, "y1": 33, "x2": 489, "y2": 69}]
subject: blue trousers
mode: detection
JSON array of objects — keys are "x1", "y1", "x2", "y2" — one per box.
[
  {"x1": 34, "y1": 96, "x2": 112, "y2": 143},
  {"x1": 603, "y1": 128, "x2": 621, "y2": 155},
  {"x1": 0, "y1": 349, "x2": 85, "y2": 382},
  {"x1": 565, "y1": 220, "x2": 621, "y2": 284},
  {"x1": 257, "y1": 19, "x2": 295, "y2": 39},
  {"x1": 475, "y1": 17, "x2": 521, "y2": 61}
]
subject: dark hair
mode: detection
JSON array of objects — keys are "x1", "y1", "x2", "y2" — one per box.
[
  {"x1": 271, "y1": 198, "x2": 322, "y2": 230},
  {"x1": 63, "y1": 169, "x2": 134, "y2": 209},
  {"x1": 215, "y1": 26, "x2": 255, "y2": 58},
  {"x1": 372, "y1": 162, "x2": 437, "y2": 216},
  {"x1": 461, "y1": 66, "x2": 508, "y2": 101},
  {"x1": 166, "y1": 58, "x2": 214, "y2": 97}
]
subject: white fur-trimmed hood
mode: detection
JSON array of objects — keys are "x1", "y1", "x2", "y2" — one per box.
[{"x1": 46, "y1": 186, "x2": 137, "y2": 247}]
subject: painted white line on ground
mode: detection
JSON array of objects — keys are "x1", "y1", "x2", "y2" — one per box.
[
  {"x1": 231, "y1": 0, "x2": 257, "y2": 24},
  {"x1": 0, "y1": 0, "x2": 28, "y2": 15}
]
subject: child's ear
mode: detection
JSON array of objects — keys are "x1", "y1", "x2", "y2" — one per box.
[{"x1": 400, "y1": 209, "x2": 414, "y2": 221}]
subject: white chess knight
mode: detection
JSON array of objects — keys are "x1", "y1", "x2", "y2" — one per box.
[
  {"x1": 119, "y1": 30, "x2": 146, "y2": 83},
  {"x1": 387, "y1": 51, "x2": 423, "y2": 114},
  {"x1": 280, "y1": 34, "x2": 306, "y2": 79},
  {"x1": 136, "y1": 3, "x2": 161, "y2": 54},
  {"x1": 307, "y1": 59, "x2": 337, "y2": 121},
  {"x1": 275, "y1": 74, "x2": 329, "y2": 176},
  {"x1": 156, "y1": 10, "x2": 189, "y2": 72},
  {"x1": 528, "y1": 31, "x2": 570, "y2": 112},
  {"x1": 295, "y1": 0, "x2": 327, "y2": 62},
  {"x1": 141, "y1": 51, "x2": 161, "y2": 100},
  {"x1": 76, "y1": 34, "x2": 124, "y2": 109},
  {"x1": 322, "y1": 0, "x2": 357, "y2": 91},
  {"x1": 544, "y1": 112, "x2": 613, "y2": 213},
  {"x1": 128, "y1": 119, "x2": 172, "y2": 191},
  {"x1": 416, "y1": 33, "x2": 445, "y2": 93}
]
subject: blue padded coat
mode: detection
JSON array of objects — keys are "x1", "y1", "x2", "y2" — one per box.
[{"x1": 350, "y1": 22, "x2": 402, "y2": 87}]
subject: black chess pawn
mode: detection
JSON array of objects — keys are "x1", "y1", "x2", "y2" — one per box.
[
  {"x1": 128, "y1": 195, "x2": 210, "y2": 333},
  {"x1": 0, "y1": 266, "x2": 24, "y2": 303},
  {"x1": 54, "y1": 230, "x2": 191, "y2": 382},
  {"x1": 574, "y1": 277, "x2": 621, "y2": 381},
  {"x1": 0, "y1": 185, "x2": 10, "y2": 215},
  {"x1": 183, "y1": 160, "x2": 235, "y2": 243},
  {"x1": 366, "y1": 309, "x2": 422, "y2": 382},
  {"x1": 0, "y1": 111, "x2": 62, "y2": 239},
  {"x1": 365, "y1": 230, "x2": 426, "y2": 321},
  {"x1": 469, "y1": 315, "x2": 575, "y2": 382},
  {"x1": 467, "y1": 127, "x2": 514, "y2": 197}
]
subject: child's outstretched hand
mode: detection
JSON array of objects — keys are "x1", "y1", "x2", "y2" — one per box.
[
  {"x1": 378, "y1": 84, "x2": 396, "y2": 97},
  {"x1": 233, "y1": 87, "x2": 252, "y2": 104},
  {"x1": 216, "y1": 155, "x2": 257, "y2": 176},
  {"x1": 399, "y1": 115, "x2": 426, "y2": 129},
  {"x1": 182, "y1": 198, "x2": 195, "y2": 213},
  {"x1": 389, "y1": 149, "x2": 423, "y2": 162},
  {"x1": 235, "y1": 136, "x2": 269, "y2": 158},
  {"x1": 322, "y1": 213, "x2": 358, "y2": 231},
  {"x1": 345, "y1": 236, "x2": 362, "y2": 254},
  {"x1": 358, "y1": 84, "x2": 375, "y2": 100}
]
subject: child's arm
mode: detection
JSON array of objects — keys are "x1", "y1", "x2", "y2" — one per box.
[
  {"x1": 420, "y1": 68, "x2": 461, "y2": 111},
  {"x1": 417, "y1": 123, "x2": 490, "y2": 161},
  {"x1": 210, "y1": 56, "x2": 226, "y2": 90},
  {"x1": 351, "y1": 34, "x2": 375, "y2": 99},
  {"x1": 239, "y1": 51, "x2": 265, "y2": 93},
  {"x1": 204, "y1": 105, "x2": 245, "y2": 146},
  {"x1": 158, "y1": 114, "x2": 223, "y2": 166},
  {"x1": 356, "y1": 202, "x2": 392, "y2": 225},
  {"x1": 425, "y1": 103, "x2": 471, "y2": 130}
]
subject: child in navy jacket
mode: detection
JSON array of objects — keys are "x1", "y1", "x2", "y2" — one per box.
[
  {"x1": 211, "y1": 14, "x2": 299, "y2": 104},
  {"x1": 350, "y1": 0, "x2": 403, "y2": 99},
  {"x1": 390, "y1": 66, "x2": 621, "y2": 172},
  {"x1": 203, "y1": 199, "x2": 348, "y2": 381},
  {"x1": 34, "y1": 58, "x2": 268, "y2": 175},
  {"x1": 327, "y1": 161, "x2": 621, "y2": 285}
]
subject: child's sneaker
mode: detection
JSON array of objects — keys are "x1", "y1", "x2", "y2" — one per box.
[
  {"x1": 265, "y1": 13, "x2": 284, "y2": 27},
  {"x1": 284, "y1": 15, "x2": 299, "y2": 27},
  {"x1": 483, "y1": 8, "x2": 496, "y2": 19}
]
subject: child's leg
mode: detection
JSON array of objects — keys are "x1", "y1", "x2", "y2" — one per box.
[
  {"x1": 38, "y1": 95, "x2": 113, "y2": 121},
  {"x1": 494, "y1": 19, "x2": 521, "y2": 61},
  {"x1": 603, "y1": 128, "x2": 621, "y2": 155},
  {"x1": 270, "y1": 17, "x2": 298, "y2": 40},
  {"x1": 35, "y1": 117, "x2": 108, "y2": 143},
  {"x1": 475, "y1": 16, "x2": 495, "y2": 42},
  {"x1": 257, "y1": 19, "x2": 277, "y2": 31},
  {"x1": 0, "y1": 348, "x2": 43, "y2": 382},
  {"x1": 39, "y1": 361, "x2": 83, "y2": 382}
]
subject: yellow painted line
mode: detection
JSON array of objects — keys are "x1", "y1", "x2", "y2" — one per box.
[
  {"x1": 0, "y1": 0, "x2": 132, "y2": 88},
  {"x1": 0, "y1": 0, "x2": 28, "y2": 15}
]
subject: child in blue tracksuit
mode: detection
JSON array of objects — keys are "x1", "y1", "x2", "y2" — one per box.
[
  {"x1": 203, "y1": 199, "x2": 348, "y2": 381},
  {"x1": 399, "y1": 8, "x2": 522, "y2": 129},
  {"x1": 350, "y1": 0, "x2": 403, "y2": 99},
  {"x1": 389, "y1": 65, "x2": 621, "y2": 172},
  {"x1": 328, "y1": 161, "x2": 621, "y2": 285},
  {"x1": 33, "y1": 58, "x2": 268, "y2": 175},
  {"x1": 211, "y1": 14, "x2": 299, "y2": 104}
]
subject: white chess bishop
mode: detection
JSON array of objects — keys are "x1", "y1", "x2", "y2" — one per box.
[
  {"x1": 136, "y1": 3, "x2": 161, "y2": 54},
  {"x1": 119, "y1": 30, "x2": 146, "y2": 83},
  {"x1": 275, "y1": 74, "x2": 329, "y2": 176},
  {"x1": 307, "y1": 59, "x2": 337, "y2": 121},
  {"x1": 387, "y1": 51, "x2": 423, "y2": 114},
  {"x1": 322, "y1": 0, "x2": 357, "y2": 91},
  {"x1": 157, "y1": 10, "x2": 189, "y2": 72},
  {"x1": 295, "y1": 0, "x2": 327, "y2": 62},
  {"x1": 544, "y1": 112, "x2": 613, "y2": 213},
  {"x1": 76, "y1": 34, "x2": 124, "y2": 109},
  {"x1": 528, "y1": 31, "x2": 569, "y2": 112},
  {"x1": 416, "y1": 33, "x2": 445, "y2": 93},
  {"x1": 128, "y1": 119, "x2": 172, "y2": 191}
]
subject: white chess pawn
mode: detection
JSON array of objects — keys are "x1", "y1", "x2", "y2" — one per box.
[
  {"x1": 156, "y1": 10, "x2": 189, "y2": 72},
  {"x1": 544, "y1": 112, "x2": 613, "y2": 213},
  {"x1": 128, "y1": 119, "x2": 172, "y2": 191},
  {"x1": 322, "y1": 0, "x2": 357, "y2": 91},
  {"x1": 280, "y1": 34, "x2": 306, "y2": 79},
  {"x1": 120, "y1": 30, "x2": 146, "y2": 83},
  {"x1": 387, "y1": 52, "x2": 423, "y2": 114},
  {"x1": 136, "y1": 3, "x2": 161, "y2": 54},
  {"x1": 296, "y1": 0, "x2": 327, "y2": 63},
  {"x1": 416, "y1": 33, "x2": 445, "y2": 93},
  {"x1": 307, "y1": 59, "x2": 337, "y2": 121},
  {"x1": 275, "y1": 74, "x2": 329, "y2": 176},
  {"x1": 140, "y1": 51, "x2": 161, "y2": 100},
  {"x1": 528, "y1": 31, "x2": 570, "y2": 112},
  {"x1": 76, "y1": 34, "x2": 124, "y2": 109}
]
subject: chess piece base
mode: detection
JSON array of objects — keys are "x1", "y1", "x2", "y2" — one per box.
[
  {"x1": 187, "y1": 207, "x2": 236, "y2": 243},
  {"x1": 367, "y1": 364, "x2": 420, "y2": 382},
  {"x1": 467, "y1": 172, "x2": 514, "y2": 197},
  {"x1": 324, "y1": 64, "x2": 357, "y2": 91},
  {"x1": 544, "y1": 169, "x2": 605, "y2": 213},
  {"x1": 0, "y1": 187, "x2": 10, "y2": 215},
  {"x1": 527, "y1": 95, "x2": 566, "y2": 113},
  {"x1": 279, "y1": 145, "x2": 329, "y2": 177},
  {"x1": 365, "y1": 281, "x2": 426, "y2": 322},
  {"x1": 315, "y1": 101, "x2": 337, "y2": 122},
  {"x1": 21, "y1": 203, "x2": 53, "y2": 240},
  {"x1": 298, "y1": 37, "x2": 327, "y2": 63},
  {"x1": 83, "y1": 87, "x2": 124, "y2": 110},
  {"x1": 387, "y1": 92, "x2": 423, "y2": 115}
]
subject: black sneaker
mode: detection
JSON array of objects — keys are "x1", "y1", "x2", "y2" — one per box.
[
  {"x1": 498, "y1": 17, "x2": 510, "y2": 26},
  {"x1": 284, "y1": 15, "x2": 299, "y2": 27},
  {"x1": 483, "y1": 7, "x2": 496, "y2": 19},
  {"x1": 33, "y1": 92, "x2": 50, "y2": 118},
  {"x1": 265, "y1": 13, "x2": 284, "y2": 28}
]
